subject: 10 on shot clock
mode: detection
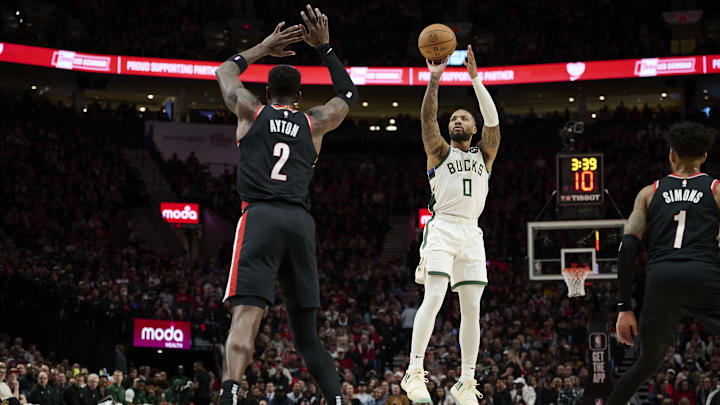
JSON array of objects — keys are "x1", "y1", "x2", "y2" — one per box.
[{"x1": 556, "y1": 153, "x2": 604, "y2": 206}]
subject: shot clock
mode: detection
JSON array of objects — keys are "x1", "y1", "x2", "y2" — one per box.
[{"x1": 557, "y1": 153, "x2": 604, "y2": 206}]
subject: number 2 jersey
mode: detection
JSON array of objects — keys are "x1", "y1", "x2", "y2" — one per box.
[
  {"x1": 647, "y1": 173, "x2": 720, "y2": 265},
  {"x1": 236, "y1": 104, "x2": 316, "y2": 211},
  {"x1": 427, "y1": 146, "x2": 490, "y2": 221}
]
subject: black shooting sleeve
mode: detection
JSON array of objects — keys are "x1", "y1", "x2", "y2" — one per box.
[
  {"x1": 616, "y1": 234, "x2": 640, "y2": 309},
  {"x1": 315, "y1": 44, "x2": 359, "y2": 108}
]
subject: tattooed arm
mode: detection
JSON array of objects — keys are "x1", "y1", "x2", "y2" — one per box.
[{"x1": 421, "y1": 58, "x2": 450, "y2": 170}]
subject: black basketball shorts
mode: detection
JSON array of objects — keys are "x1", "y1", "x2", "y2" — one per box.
[
  {"x1": 223, "y1": 201, "x2": 320, "y2": 309},
  {"x1": 640, "y1": 260, "x2": 720, "y2": 344}
]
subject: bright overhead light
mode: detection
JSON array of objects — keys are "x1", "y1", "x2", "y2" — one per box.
[
  {"x1": 139, "y1": 106, "x2": 147, "y2": 112},
  {"x1": 591, "y1": 113, "x2": 597, "y2": 119},
  {"x1": 568, "y1": 97, "x2": 575, "y2": 103},
  {"x1": 661, "y1": 92, "x2": 667, "y2": 98},
  {"x1": 389, "y1": 118, "x2": 396, "y2": 124},
  {"x1": 147, "y1": 94, "x2": 155, "y2": 100},
  {"x1": 598, "y1": 95, "x2": 605, "y2": 101},
  {"x1": 82, "y1": 107, "x2": 87, "y2": 113},
  {"x1": 385, "y1": 125, "x2": 397, "y2": 131},
  {"x1": 16, "y1": 11, "x2": 20, "y2": 15},
  {"x1": 361, "y1": 101, "x2": 368, "y2": 107},
  {"x1": 703, "y1": 89, "x2": 708, "y2": 94},
  {"x1": 19, "y1": 18, "x2": 23, "y2": 23},
  {"x1": 392, "y1": 101, "x2": 399, "y2": 107},
  {"x1": 704, "y1": 95, "x2": 709, "y2": 100},
  {"x1": 30, "y1": 85, "x2": 37, "y2": 90}
]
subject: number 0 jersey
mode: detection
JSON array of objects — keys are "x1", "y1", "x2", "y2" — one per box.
[
  {"x1": 647, "y1": 173, "x2": 720, "y2": 265},
  {"x1": 236, "y1": 104, "x2": 317, "y2": 211},
  {"x1": 427, "y1": 146, "x2": 490, "y2": 221}
]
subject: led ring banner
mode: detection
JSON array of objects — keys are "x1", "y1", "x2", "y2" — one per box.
[{"x1": 1, "y1": 42, "x2": 719, "y2": 86}]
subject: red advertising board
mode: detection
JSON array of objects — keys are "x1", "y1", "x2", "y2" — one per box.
[
  {"x1": 1, "y1": 42, "x2": 718, "y2": 85},
  {"x1": 160, "y1": 202, "x2": 200, "y2": 225},
  {"x1": 133, "y1": 319, "x2": 191, "y2": 350},
  {"x1": 419, "y1": 208, "x2": 432, "y2": 229}
]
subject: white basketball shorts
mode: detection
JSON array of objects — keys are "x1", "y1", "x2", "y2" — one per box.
[{"x1": 415, "y1": 215, "x2": 488, "y2": 290}]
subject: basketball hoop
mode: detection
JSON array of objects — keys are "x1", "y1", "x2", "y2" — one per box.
[{"x1": 562, "y1": 267, "x2": 591, "y2": 297}]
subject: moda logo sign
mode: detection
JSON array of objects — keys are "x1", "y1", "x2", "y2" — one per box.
[
  {"x1": 160, "y1": 202, "x2": 200, "y2": 224},
  {"x1": 133, "y1": 319, "x2": 190, "y2": 349}
]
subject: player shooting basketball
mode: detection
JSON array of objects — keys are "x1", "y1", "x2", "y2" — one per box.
[
  {"x1": 608, "y1": 123, "x2": 720, "y2": 405},
  {"x1": 401, "y1": 45, "x2": 500, "y2": 405},
  {"x1": 213, "y1": 5, "x2": 358, "y2": 405}
]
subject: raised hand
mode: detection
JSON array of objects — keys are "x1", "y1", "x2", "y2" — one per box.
[
  {"x1": 300, "y1": 4, "x2": 329, "y2": 47},
  {"x1": 464, "y1": 44, "x2": 478, "y2": 79},
  {"x1": 260, "y1": 21, "x2": 303, "y2": 57},
  {"x1": 426, "y1": 57, "x2": 448, "y2": 77}
]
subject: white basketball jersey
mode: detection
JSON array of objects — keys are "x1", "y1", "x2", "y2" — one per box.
[{"x1": 427, "y1": 146, "x2": 489, "y2": 221}]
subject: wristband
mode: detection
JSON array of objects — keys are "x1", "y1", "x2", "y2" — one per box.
[
  {"x1": 617, "y1": 301, "x2": 631, "y2": 312},
  {"x1": 227, "y1": 54, "x2": 248, "y2": 73},
  {"x1": 315, "y1": 43, "x2": 332, "y2": 56}
]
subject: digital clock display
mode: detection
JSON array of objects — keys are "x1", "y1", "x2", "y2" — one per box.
[{"x1": 557, "y1": 153, "x2": 604, "y2": 206}]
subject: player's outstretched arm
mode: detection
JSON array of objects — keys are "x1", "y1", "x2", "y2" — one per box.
[
  {"x1": 465, "y1": 45, "x2": 500, "y2": 172},
  {"x1": 215, "y1": 22, "x2": 303, "y2": 121},
  {"x1": 615, "y1": 184, "x2": 653, "y2": 346},
  {"x1": 421, "y1": 58, "x2": 450, "y2": 169},
  {"x1": 301, "y1": 5, "x2": 358, "y2": 140}
]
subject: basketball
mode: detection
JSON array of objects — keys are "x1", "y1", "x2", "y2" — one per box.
[{"x1": 418, "y1": 23, "x2": 456, "y2": 62}]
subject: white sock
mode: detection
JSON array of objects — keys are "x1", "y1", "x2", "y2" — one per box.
[
  {"x1": 409, "y1": 352, "x2": 425, "y2": 370},
  {"x1": 457, "y1": 284, "x2": 485, "y2": 382},
  {"x1": 408, "y1": 274, "x2": 448, "y2": 372}
]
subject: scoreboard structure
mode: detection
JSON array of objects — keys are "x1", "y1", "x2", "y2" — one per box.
[{"x1": 556, "y1": 153, "x2": 604, "y2": 206}]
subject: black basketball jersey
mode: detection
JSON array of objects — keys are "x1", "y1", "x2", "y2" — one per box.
[
  {"x1": 236, "y1": 104, "x2": 317, "y2": 210},
  {"x1": 647, "y1": 173, "x2": 720, "y2": 265}
]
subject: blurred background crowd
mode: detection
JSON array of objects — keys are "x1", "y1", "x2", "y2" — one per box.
[
  {"x1": 1, "y1": 92, "x2": 719, "y2": 405},
  {"x1": 4, "y1": 0, "x2": 720, "y2": 66}
]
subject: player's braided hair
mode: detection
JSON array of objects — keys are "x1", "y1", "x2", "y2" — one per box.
[
  {"x1": 268, "y1": 65, "x2": 301, "y2": 101},
  {"x1": 668, "y1": 122, "x2": 716, "y2": 159}
]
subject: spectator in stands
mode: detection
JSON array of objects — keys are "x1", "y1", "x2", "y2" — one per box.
[
  {"x1": 650, "y1": 378, "x2": 672, "y2": 405},
  {"x1": 270, "y1": 386, "x2": 293, "y2": 405},
  {"x1": 83, "y1": 374, "x2": 101, "y2": 405},
  {"x1": 343, "y1": 383, "x2": 361, "y2": 405},
  {"x1": 385, "y1": 384, "x2": 408, "y2": 405},
  {"x1": 674, "y1": 380, "x2": 697, "y2": 405},
  {"x1": 557, "y1": 378, "x2": 580, "y2": 405},
  {"x1": 193, "y1": 362, "x2": 211, "y2": 405},
  {"x1": 115, "y1": 346, "x2": 128, "y2": 376},
  {"x1": 108, "y1": 370, "x2": 126, "y2": 405},
  {"x1": 696, "y1": 377, "x2": 713, "y2": 405},
  {"x1": 28, "y1": 372, "x2": 55, "y2": 405},
  {"x1": 287, "y1": 380, "x2": 304, "y2": 404},
  {"x1": 65, "y1": 374, "x2": 85, "y2": 405}
]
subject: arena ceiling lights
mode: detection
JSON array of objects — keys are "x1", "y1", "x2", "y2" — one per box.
[{"x1": 1, "y1": 42, "x2": 719, "y2": 86}]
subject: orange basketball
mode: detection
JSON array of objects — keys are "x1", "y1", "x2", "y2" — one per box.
[{"x1": 418, "y1": 24, "x2": 457, "y2": 62}]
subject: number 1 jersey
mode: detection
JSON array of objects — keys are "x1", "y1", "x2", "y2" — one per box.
[
  {"x1": 647, "y1": 173, "x2": 720, "y2": 265},
  {"x1": 236, "y1": 104, "x2": 316, "y2": 211},
  {"x1": 426, "y1": 146, "x2": 490, "y2": 221}
]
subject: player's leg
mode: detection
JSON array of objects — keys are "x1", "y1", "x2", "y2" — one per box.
[
  {"x1": 281, "y1": 208, "x2": 342, "y2": 405},
  {"x1": 449, "y1": 229, "x2": 487, "y2": 405},
  {"x1": 402, "y1": 247, "x2": 452, "y2": 403},
  {"x1": 223, "y1": 300, "x2": 266, "y2": 381},
  {"x1": 219, "y1": 204, "x2": 286, "y2": 405},
  {"x1": 457, "y1": 284, "x2": 485, "y2": 381},
  {"x1": 607, "y1": 266, "x2": 681, "y2": 405}
]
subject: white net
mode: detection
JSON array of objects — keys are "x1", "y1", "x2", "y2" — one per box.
[{"x1": 562, "y1": 267, "x2": 591, "y2": 297}]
